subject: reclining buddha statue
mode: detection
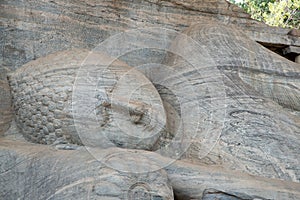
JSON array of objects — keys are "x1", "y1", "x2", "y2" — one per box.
[{"x1": 1, "y1": 0, "x2": 300, "y2": 199}]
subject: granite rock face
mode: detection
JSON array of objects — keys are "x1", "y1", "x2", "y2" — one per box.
[
  {"x1": 7, "y1": 49, "x2": 87, "y2": 145},
  {"x1": 0, "y1": 139, "x2": 174, "y2": 200},
  {"x1": 163, "y1": 21, "x2": 300, "y2": 182},
  {"x1": 8, "y1": 49, "x2": 169, "y2": 150},
  {"x1": 1, "y1": 0, "x2": 299, "y2": 72},
  {"x1": 1, "y1": 0, "x2": 299, "y2": 138},
  {"x1": 0, "y1": 69, "x2": 12, "y2": 135},
  {"x1": 1, "y1": 0, "x2": 300, "y2": 200},
  {"x1": 1, "y1": 139, "x2": 300, "y2": 200}
]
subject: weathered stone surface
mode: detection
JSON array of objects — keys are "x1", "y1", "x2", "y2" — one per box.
[
  {"x1": 3, "y1": 22, "x2": 300, "y2": 197},
  {"x1": 7, "y1": 49, "x2": 88, "y2": 145},
  {"x1": 8, "y1": 49, "x2": 168, "y2": 149},
  {"x1": 158, "y1": 21, "x2": 300, "y2": 183},
  {"x1": 0, "y1": 139, "x2": 174, "y2": 200},
  {"x1": 1, "y1": 0, "x2": 300, "y2": 200},
  {"x1": 1, "y1": 0, "x2": 299, "y2": 74},
  {"x1": 0, "y1": 67, "x2": 12, "y2": 135},
  {"x1": 296, "y1": 55, "x2": 300, "y2": 63},
  {"x1": 0, "y1": 139, "x2": 299, "y2": 200},
  {"x1": 182, "y1": 22, "x2": 300, "y2": 111}
]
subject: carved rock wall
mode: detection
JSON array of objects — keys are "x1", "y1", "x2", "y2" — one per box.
[
  {"x1": 1, "y1": 0, "x2": 300, "y2": 200},
  {"x1": 1, "y1": 139, "x2": 299, "y2": 200},
  {"x1": 166, "y1": 22, "x2": 300, "y2": 182},
  {"x1": 1, "y1": 0, "x2": 299, "y2": 136},
  {"x1": 0, "y1": 67, "x2": 12, "y2": 135},
  {"x1": 7, "y1": 22, "x2": 300, "y2": 183},
  {"x1": 1, "y1": 0, "x2": 299, "y2": 72}
]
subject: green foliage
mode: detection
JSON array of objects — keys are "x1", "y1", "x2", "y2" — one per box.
[{"x1": 229, "y1": 0, "x2": 300, "y2": 29}]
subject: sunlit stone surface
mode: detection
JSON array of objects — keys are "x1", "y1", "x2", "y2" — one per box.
[{"x1": 1, "y1": 0, "x2": 300, "y2": 199}]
